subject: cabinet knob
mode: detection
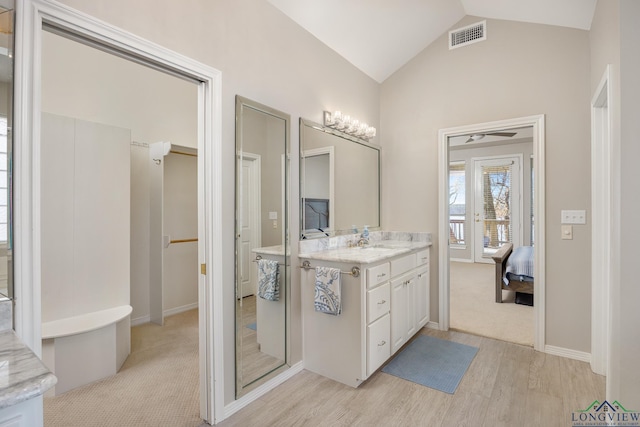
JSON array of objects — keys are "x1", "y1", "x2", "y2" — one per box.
[
  {"x1": 378, "y1": 340, "x2": 386, "y2": 346},
  {"x1": 377, "y1": 300, "x2": 386, "y2": 305}
]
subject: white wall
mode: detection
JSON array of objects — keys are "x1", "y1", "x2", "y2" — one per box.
[
  {"x1": 55, "y1": 0, "x2": 380, "y2": 405},
  {"x1": 592, "y1": 0, "x2": 640, "y2": 410},
  {"x1": 163, "y1": 152, "x2": 198, "y2": 314},
  {"x1": 589, "y1": 0, "x2": 622, "y2": 403},
  {"x1": 618, "y1": 0, "x2": 640, "y2": 407},
  {"x1": 41, "y1": 31, "x2": 199, "y2": 323},
  {"x1": 41, "y1": 113, "x2": 130, "y2": 322},
  {"x1": 380, "y1": 16, "x2": 592, "y2": 353}
]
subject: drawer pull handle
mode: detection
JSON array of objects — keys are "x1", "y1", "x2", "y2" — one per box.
[
  {"x1": 377, "y1": 273, "x2": 386, "y2": 278},
  {"x1": 377, "y1": 300, "x2": 386, "y2": 305},
  {"x1": 378, "y1": 340, "x2": 386, "y2": 346}
]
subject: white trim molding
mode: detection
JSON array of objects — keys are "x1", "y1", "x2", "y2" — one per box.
[
  {"x1": 545, "y1": 345, "x2": 591, "y2": 364},
  {"x1": 223, "y1": 361, "x2": 304, "y2": 419},
  {"x1": 14, "y1": 0, "x2": 223, "y2": 424},
  {"x1": 590, "y1": 65, "x2": 612, "y2": 377},
  {"x1": 438, "y1": 115, "x2": 546, "y2": 352}
]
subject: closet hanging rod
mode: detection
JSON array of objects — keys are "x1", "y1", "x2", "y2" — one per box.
[
  {"x1": 299, "y1": 260, "x2": 360, "y2": 277},
  {"x1": 170, "y1": 238, "x2": 198, "y2": 244}
]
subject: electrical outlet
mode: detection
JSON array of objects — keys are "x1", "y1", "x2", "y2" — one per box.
[
  {"x1": 272, "y1": 220, "x2": 277, "y2": 229},
  {"x1": 561, "y1": 210, "x2": 586, "y2": 224},
  {"x1": 561, "y1": 225, "x2": 573, "y2": 240}
]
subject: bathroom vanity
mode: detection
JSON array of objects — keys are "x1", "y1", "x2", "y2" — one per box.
[
  {"x1": 299, "y1": 232, "x2": 431, "y2": 387},
  {"x1": 0, "y1": 300, "x2": 57, "y2": 427}
]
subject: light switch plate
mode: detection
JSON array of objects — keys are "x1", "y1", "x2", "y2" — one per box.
[
  {"x1": 268, "y1": 211, "x2": 278, "y2": 220},
  {"x1": 561, "y1": 225, "x2": 573, "y2": 240},
  {"x1": 561, "y1": 210, "x2": 586, "y2": 224}
]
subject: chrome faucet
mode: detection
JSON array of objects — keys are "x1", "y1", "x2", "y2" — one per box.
[{"x1": 357, "y1": 236, "x2": 370, "y2": 247}]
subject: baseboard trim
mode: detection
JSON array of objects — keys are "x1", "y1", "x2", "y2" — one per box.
[
  {"x1": 426, "y1": 321, "x2": 440, "y2": 330},
  {"x1": 223, "y1": 361, "x2": 304, "y2": 420},
  {"x1": 131, "y1": 315, "x2": 149, "y2": 327},
  {"x1": 545, "y1": 345, "x2": 591, "y2": 363},
  {"x1": 130, "y1": 303, "x2": 198, "y2": 327},
  {"x1": 164, "y1": 302, "x2": 198, "y2": 317}
]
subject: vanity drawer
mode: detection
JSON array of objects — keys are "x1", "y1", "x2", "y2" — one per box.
[
  {"x1": 367, "y1": 313, "x2": 390, "y2": 376},
  {"x1": 367, "y1": 263, "x2": 390, "y2": 289},
  {"x1": 416, "y1": 249, "x2": 430, "y2": 266},
  {"x1": 391, "y1": 254, "x2": 416, "y2": 277},
  {"x1": 367, "y1": 282, "x2": 390, "y2": 323}
]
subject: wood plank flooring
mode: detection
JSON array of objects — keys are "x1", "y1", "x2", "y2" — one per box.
[{"x1": 218, "y1": 328, "x2": 605, "y2": 427}]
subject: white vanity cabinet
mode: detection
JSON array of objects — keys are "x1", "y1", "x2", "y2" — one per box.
[
  {"x1": 389, "y1": 250, "x2": 430, "y2": 354},
  {"x1": 415, "y1": 249, "x2": 430, "y2": 328},
  {"x1": 301, "y1": 244, "x2": 430, "y2": 388}
]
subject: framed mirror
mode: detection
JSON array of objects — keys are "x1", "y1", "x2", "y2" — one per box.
[
  {"x1": 300, "y1": 118, "x2": 380, "y2": 239},
  {"x1": 0, "y1": 0, "x2": 14, "y2": 300},
  {"x1": 235, "y1": 96, "x2": 290, "y2": 397}
]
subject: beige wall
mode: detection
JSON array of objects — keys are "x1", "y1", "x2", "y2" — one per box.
[
  {"x1": 55, "y1": 0, "x2": 380, "y2": 405},
  {"x1": 380, "y1": 16, "x2": 592, "y2": 352}
]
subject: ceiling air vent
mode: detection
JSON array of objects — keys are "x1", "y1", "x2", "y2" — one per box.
[{"x1": 449, "y1": 20, "x2": 486, "y2": 50}]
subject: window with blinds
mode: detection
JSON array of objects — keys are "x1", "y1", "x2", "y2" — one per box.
[{"x1": 449, "y1": 162, "x2": 466, "y2": 245}]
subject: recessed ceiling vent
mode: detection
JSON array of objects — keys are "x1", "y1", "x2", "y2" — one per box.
[{"x1": 449, "y1": 20, "x2": 486, "y2": 50}]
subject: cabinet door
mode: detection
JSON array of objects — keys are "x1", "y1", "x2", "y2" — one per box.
[
  {"x1": 405, "y1": 275, "x2": 416, "y2": 338},
  {"x1": 390, "y1": 276, "x2": 406, "y2": 354},
  {"x1": 367, "y1": 313, "x2": 390, "y2": 376},
  {"x1": 390, "y1": 271, "x2": 417, "y2": 354},
  {"x1": 416, "y1": 265, "x2": 429, "y2": 328}
]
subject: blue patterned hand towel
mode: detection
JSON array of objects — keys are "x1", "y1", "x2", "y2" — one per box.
[
  {"x1": 314, "y1": 266, "x2": 341, "y2": 315},
  {"x1": 257, "y1": 259, "x2": 279, "y2": 301}
]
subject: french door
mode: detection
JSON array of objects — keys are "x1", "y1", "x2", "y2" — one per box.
[{"x1": 473, "y1": 156, "x2": 522, "y2": 263}]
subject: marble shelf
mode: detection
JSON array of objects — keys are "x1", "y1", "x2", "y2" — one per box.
[{"x1": 0, "y1": 331, "x2": 56, "y2": 410}]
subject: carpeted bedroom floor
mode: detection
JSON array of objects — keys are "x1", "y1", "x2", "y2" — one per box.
[
  {"x1": 450, "y1": 261, "x2": 533, "y2": 346},
  {"x1": 43, "y1": 309, "x2": 201, "y2": 427}
]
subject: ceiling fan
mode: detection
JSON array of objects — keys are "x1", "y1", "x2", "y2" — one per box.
[{"x1": 465, "y1": 131, "x2": 517, "y2": 143}]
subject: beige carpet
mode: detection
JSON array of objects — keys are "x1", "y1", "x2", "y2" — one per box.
[
  {"x1": 450, "y1": 261, "x2": 533, "y2": 346},
  {"x1": 44, "y1": 309, "x2": 202, "y2": 427}
]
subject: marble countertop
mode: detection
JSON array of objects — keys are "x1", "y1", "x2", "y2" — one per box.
[
  {"x1": 0, "y1": 331, "x2": 57, "y2": 410},
  {"x1": 299, "y1": 240, "x2": 431, "y2": 264}
]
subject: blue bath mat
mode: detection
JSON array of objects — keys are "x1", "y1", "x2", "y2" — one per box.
[
  {"x1": 246, "y1": 322, "x2": 257, "y2": 331},
  {"x1": 382, "y1": 335, "x2": 478, "y2": 394}
]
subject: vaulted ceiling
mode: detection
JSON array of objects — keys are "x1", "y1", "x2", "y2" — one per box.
[{"x1": 266, "y1": 0, "x2": 598, "y2": 82}]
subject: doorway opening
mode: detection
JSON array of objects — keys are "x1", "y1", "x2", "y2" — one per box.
[
  {"x1": 439, "y1": 116, "x2": 545, "y2": 351},
  {"x1": 15, "y1": 1, "x2": 223, "y2": 424}
]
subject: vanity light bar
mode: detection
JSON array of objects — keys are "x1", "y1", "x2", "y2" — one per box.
[{"x1": 323, "y1": 111, "x2": 376, "y2": 141}]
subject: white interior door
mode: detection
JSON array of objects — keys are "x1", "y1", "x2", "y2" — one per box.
[
  {"x1": 239, "y1": 154, "x2": 261, "y2": 298},
  {"x1": 473, "y1": 156, "x2": 522, "y2": 263}
]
